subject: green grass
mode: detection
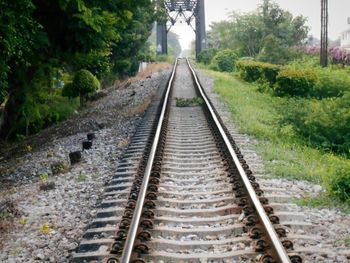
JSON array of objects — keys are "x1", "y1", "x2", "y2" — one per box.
[
  {"x1": 175, "y1": 97, "x2": 204, "y2": 107},
  {"x1": 76, "y1": 174, "x2": 87, "y2": 182},
  {"x1": 297, "y1": 194, "x2": 350, "y2": 213},
  {"x1": 204, "y1": 69, "x2": 350, "y2": 210}
]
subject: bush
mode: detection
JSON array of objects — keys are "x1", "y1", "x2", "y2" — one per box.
[
  {"x1": 209, "y1": 49, "x2": 238, "y2": 72},
  {"x1": 313, "y1": 69, "x2": 350, "y2": 98},
  {"x1": 197, "y1": 48, "x2": 218, "y2": 65},
  {"x1": 327, "y1": 166, "x2": 350, "y2": 202},
  {"x1": 74, "y1": 69, "x2": 100, "y2": 95},
  {"x1": 236, "y1": 60, "x2": 262, "y2": 82},
  {"x1": 62, "y1": 69, "x2": 100, "y2": 105},
  {"x1": 274, "y1": 68, "x2": 317, "y2": 97},
  {"x1": 261, "y1": 63, "x2": 281, "y2": 85},
  {"x1": 236, "y1": 60, "x2": 281, "y2": 84},
  {"x1": 281, "y1": 93, "x2": 350, "y2": 155}
]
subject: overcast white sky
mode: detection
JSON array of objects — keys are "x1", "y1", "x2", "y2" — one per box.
[{"x1": 171, "y1": 0, "x2": 350, "y2": 49}]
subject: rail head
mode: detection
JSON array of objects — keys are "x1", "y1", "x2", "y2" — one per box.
[
  {"x1": 119, "y1": 59, "x2": 178, "y2": 263},
  {"x1": 186, "y1": 58, "x2": 291, "y2": 263}
]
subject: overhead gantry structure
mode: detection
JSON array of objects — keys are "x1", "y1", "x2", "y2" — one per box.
[{"x1": 156, "y1": 0, "x2": 206, "y2": 56}]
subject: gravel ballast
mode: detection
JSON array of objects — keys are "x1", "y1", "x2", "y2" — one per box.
[
  {"x1": 0, "y1": 66, "x2": 171, "y2": 262},
  {"x1": 1, "y1": 63, "x2": 349, "y2": 262}
]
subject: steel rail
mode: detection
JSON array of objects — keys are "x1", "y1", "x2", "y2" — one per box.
[
  {"x1": 186, "y1": 58, "x2": 291, "y2": 263},
  {"x1": 120, "y1": 59, "x2": 178, "y2": 263}
]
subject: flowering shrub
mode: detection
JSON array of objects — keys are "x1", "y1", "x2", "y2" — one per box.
[
  {"x1": 329, "y1": 47, "x2": 350, "y2": 65},
  {"x1": 298, "y1": 45, "x2": 350, "y2": 65}
]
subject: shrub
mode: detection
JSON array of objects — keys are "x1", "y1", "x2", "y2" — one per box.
[
  {"x1": 210, "y1": 49, "x2": 238, "y2": 72},
  {"x1": 261, "y1": 63, "x2": 281, "y2": 85},
  {"x1": 280, "y1": 93, "x2": 350, "y2": 155},
  {"x1": 313, "y1": 69, "x2": 350, "y2": 98},
  {"x1": 327, "y1": 166, "x2": 350, "y2": 202},
  {"x1": 62, "y1": 69, "x2": 100, "y2": 106},
  {"x1": 197, "y1": 48, "x2": 218, "y2": 65},
  {"x1": 236, "y1": 60, "x2": 281, "y2": 84},
  {"x1": 74, "y1": 69, "x2": 100, "y2": 95},
  {"x1": 274, "y1": 68, "x2": 317, "y2": 97},
  {"x1": 236, "y1": 60, "x2": 262, "y2": 82}
]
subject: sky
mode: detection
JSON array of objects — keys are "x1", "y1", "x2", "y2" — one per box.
[{"x1": 171, "y1": 0, "x2": 350, "y2": 49}]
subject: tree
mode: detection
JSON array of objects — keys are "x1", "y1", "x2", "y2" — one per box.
[
  {"x1": 210, "y1": 49, "x2": 238, "y2": 72},
  {"x1": 0, "y1": 0, "x2": 155, "y2": 139},
  {"x1": 62, "y1": 70, "x2": 100, "y2": 106},
  {"x1": 205, "y1": 0, "x2": 309, "y2": 63}
]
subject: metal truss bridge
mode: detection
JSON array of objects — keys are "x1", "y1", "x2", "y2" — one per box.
[{"x1": 156, "y1": 0, "x2": 206, "y2": 56}]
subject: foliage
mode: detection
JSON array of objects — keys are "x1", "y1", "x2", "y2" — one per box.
[
  {"x1": 175, "y1": 97, "x2": 204, "y2": 107},
  {"x1": 236, "y1": 60, "x2": 281, "y2": 84},
  {"x1": 327, "y1": 165, "x2": 350, "y2": 202},
  {"x1": 298, "y1": 46, "x2": 350, "y2": 66},
  {"x1": 72, "y1": 51, "x2": 111, "y2": 79},
  {"x1": 274, "y1": 68, "x2": 317, "y2": 97},
  {"x1": 257, "y1": 34, "x2": 296, "y2": 64},
  {"x1": 73, "y1": 70, "x2": 100, "y2": 97},
  {"x1": 206, "y1": 0, "x2": 309, "y2": 63},
  {"x1": 197, "y1": 48, "x2": 218, "y2": 65},
  {"x1": 39, "y1": 173, "x2": 49, "y2": 183},
  {"x1": 15, "y1": 90, "x2": 79, "y2": 137},
  {"x1": 313, "y1": 69, "x2": 350, "y2": 98},
  {"x1": 205, "y1": 68, "x2": 350, "y2": 207},
  {"x1": 62, "y1": 70, "x2": 100, "y2": 106},
  {"x1": 239, "y1": 58, "x2": 350, "y2": 99},
  {"x1": 0, "y1": 0, "x2": 41, "y2": 105},
  {"x1": 76, "y1": 174, "x2": 87, "y2": 182},
  {"x1": 41, "y1": 223, "x2": 51, "y2": 234},
  {"x1": 0, "y1": 0, "x2": 155, "y2": 140},
  {"x1": 51, "y1": 161, "x2": 68, "y2": 175},
  {"x1": 235, "y1": 58, "x2": 350, "y2": 154},
  {"x1": 329, "y1": 47, "x2": 350, "y2": 65},
  {"x1": 62, "y1": 83, "x2": 76, "y2": 99},
  {"x1": 209, "y1": 49, "x2": 238, "y2": 72},
  {"x1": 281, "y1": 94, "x2": 350, "y2": 155}
]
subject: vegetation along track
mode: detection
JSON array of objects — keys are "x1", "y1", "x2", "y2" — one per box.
[{"x1": 73, "y1": 59, "x2": 303, "y2": 263}]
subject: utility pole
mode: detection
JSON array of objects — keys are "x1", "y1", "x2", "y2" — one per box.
[
  {"x1": 320, "y1": 0, "x2": 328, "y2": 67},
  {"x1": 156, "y1": 0, "x2": 168, "y2": 55},
  {"x1": 195, "y1": 0, "x2": 206, "y2": 57}
]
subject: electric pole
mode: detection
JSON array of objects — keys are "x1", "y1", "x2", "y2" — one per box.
[{"x1": 320, "y1": 0, "x2": 328, "y2": 67}]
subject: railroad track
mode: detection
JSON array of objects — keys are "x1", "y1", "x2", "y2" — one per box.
[{"x1": 73, "y1": 59, "x2": 302, "y2": 263}]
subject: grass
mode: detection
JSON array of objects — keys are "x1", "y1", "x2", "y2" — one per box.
[
  {"x1": 204, "y1": 69, "x2": 350, "y2": 210},
  {"x1": 297, "y1": 194, "x2": 350, "y2": 213},
  {"x1": 76, "y1": 174, "x2": 87, "y2": 182},
  {"x1": 175, "y1": 97, "x2": 204, "y2": 107}
]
